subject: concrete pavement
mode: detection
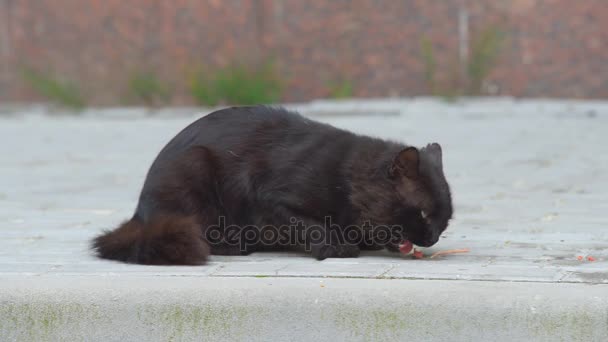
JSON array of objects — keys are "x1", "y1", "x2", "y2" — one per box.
[{"x1": 1, "y1": 98, "x2": 607, "y2": 341}]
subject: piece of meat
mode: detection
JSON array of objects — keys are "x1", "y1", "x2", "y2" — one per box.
[
  {"x1": 399, "y1": 242, "x2": 424, "y2": 259},
  {"x1": 399, "y1": 241, "x2": 414, "y2": 255}
]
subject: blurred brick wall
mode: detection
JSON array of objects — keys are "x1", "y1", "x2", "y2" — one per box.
[{"x1": 0, "y1": 0, "x2": 606, "y2": 104}]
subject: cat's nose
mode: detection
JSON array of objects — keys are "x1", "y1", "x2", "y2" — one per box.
[
  {"x1": 414, "y1": 235, "x2": 439, "y2": 248},
  {"x1": 420, "y1": 230, "x2": 441, "y2": 247}
]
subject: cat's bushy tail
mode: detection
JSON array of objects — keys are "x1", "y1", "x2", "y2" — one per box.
[{"x1": 91, "y1": 215, "x2": 209, "y2": 265}]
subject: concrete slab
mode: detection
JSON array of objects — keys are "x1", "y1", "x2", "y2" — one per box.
[
  {"x1": 1, "y1": 277, "x2": 607, "y2": 342},
  {"x1": 1, "y1": 98, "x2": 607, "y2": 340}
]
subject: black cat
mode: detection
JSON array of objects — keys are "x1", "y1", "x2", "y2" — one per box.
[{"x1": 92, "y1": 106, "x2": 452, "y2": 265}]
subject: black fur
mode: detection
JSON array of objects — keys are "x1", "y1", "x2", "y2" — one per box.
[{"x1": 92, "y1": 106, "x2": 453, "y2": 265}]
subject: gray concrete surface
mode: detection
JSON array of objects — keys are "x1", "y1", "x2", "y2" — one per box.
[
  {"x1": 1, "y1": 98, "x2": 607, "y2": 341},
  {"x1": 2, "y1": 277, "x2": 607, "y2": 342}
]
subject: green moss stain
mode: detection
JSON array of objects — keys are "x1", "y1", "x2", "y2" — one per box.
[
  {"x1": 138, "y1": 302, "x2": 257, "y2": 341},
  {"x1": 331, "y1": 303, "x2": 602, "y2": 341},
  {"x1": 2, "y1": 297, "x2": 603, "y2": 341},
  {"x1": 332, "y1": 306, "x2": 415, "y2": 342},
  {"x1": 0, "y1": 301, "x2": 100, "y2": 341},
  {"x1": 528, "y1": 309, "x2": 597, "y2": 341}
]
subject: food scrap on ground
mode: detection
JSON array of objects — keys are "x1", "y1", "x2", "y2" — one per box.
[
  {"x1": 399, "y1": 241, "x2": 414, "y2": 255},
  {"x1": 429, "y1": 248, "x2": 471, "y2": 259},
  {"x1": 399, "y1": 242, "x2": 470, "y2": 259},
  {"x1": 576, "y1": 255, "x2": 597, "y2": 262}
]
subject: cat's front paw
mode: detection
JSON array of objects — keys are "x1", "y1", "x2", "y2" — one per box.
[{"x1": 312, "y1": 244, "x2": 360, "y2": 260}]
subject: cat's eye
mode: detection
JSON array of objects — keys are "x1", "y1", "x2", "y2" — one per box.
[{"x1": 421, "y1": 210, "x2": 432, "y2": 224}]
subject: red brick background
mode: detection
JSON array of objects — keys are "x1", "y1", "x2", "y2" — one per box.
[{"x1": 0, "y1": 0, "x2": 606, "y2": 104}]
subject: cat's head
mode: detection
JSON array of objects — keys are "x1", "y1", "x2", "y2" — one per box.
[{"x1": 388, "y1": 143, "x2": 453, "y2": 247}]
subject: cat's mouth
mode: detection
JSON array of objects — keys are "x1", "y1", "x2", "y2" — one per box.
[{"x1": 396, "y1": 210, "x2": 432, "y2": 253}]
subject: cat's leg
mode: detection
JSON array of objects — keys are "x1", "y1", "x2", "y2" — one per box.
[
  {"x1": 267, "y1": 206, "x2": 361, "y2": 260},
  {"x1": 359, "y1": 243, "x2": 385, "y2": 251},
  {"x1": 200, "y1": 209, "x2": 249, "y2": 256},
  {"x1": 357, "y1": 223, "x2": 384, "y2": 251},
  {"x1": 175, "y1": 147, "x2": 257, "y2": 256},
  {"x1": 310, "y1": 243, "x2": 361, "y2": 260},
  {"x1": 205, "y1": 217, "x2": 251, "y2": 256},
  {"x1": 355, "y1": 220, "x2": 403, "y2": 252},
  {"x1": 243, "y1": 201, "x2": 362, "y2": 259},
  {"x1": 308, "y1": 217, "x2": 361, "y2": 260},
  {"x1": 143, "y1": 146, "x2": 248, "y2": 256}
]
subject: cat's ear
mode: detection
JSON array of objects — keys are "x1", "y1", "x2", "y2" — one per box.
[
  {"x1": 390, "y1": 147, "x2": 419, "y2": 178},
  {"x1": 426, "y1": 142, "x2": 443, "y2": 167}
]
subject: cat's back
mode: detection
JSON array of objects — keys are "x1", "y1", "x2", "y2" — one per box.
[
  {"x1": 159, "y1": 106, "x2": 346, "y2": 158},
  {"x1": 171, "y1": 106, "x2": 328, "y2": 151},
  {"x1": 202, "y1": 105, "x2": 321, "y2": 134},
  {"x1": 145, "y1": 106, "x2": 338, "y2": 176}
]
